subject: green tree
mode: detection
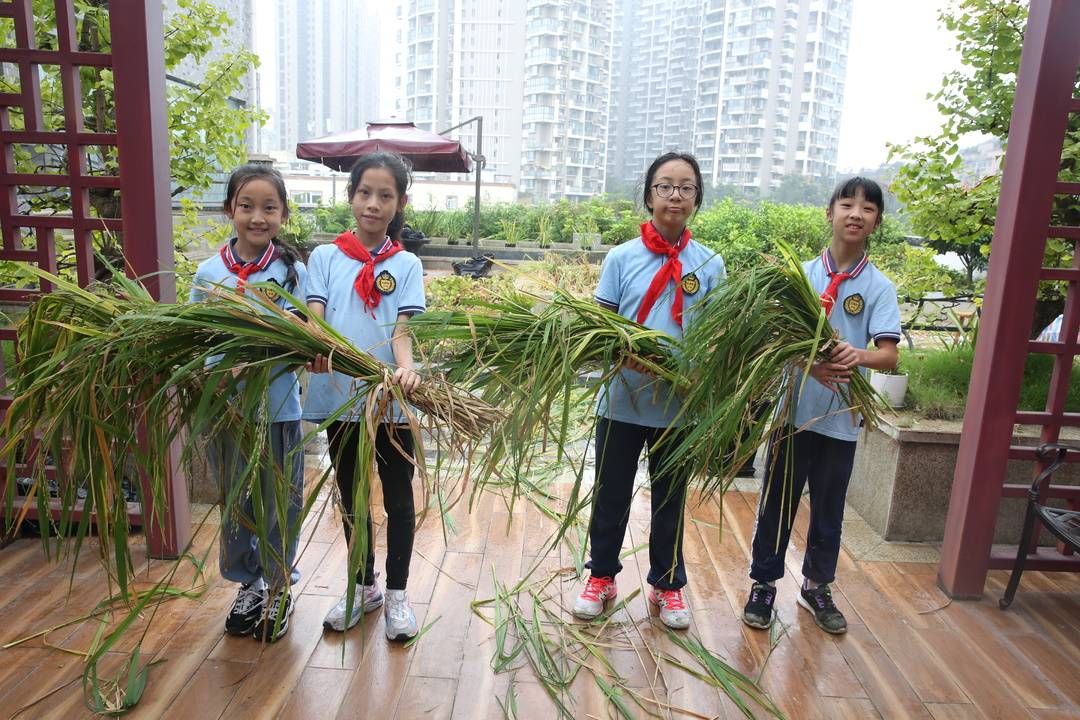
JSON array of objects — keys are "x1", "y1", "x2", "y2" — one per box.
[{"x1": 888, "y1": 0, "x2": 1079, "y2": 316}]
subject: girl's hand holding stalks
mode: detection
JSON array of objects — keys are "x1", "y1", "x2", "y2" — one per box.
[{"x1": 392, "y1": 366, "x2": 421, "y2": 394}]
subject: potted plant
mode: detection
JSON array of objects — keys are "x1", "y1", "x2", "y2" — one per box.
[{"x1": 870, "y1": 356, "x2": 908, "y2": 408}]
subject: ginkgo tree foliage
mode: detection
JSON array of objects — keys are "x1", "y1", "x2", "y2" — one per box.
[{"x1": 888, "y1": 0, "x2": 1079, "y2": 330}]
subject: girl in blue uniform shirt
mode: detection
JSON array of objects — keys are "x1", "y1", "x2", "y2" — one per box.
[
  {"x1": 572, "y1": 152, "x2": 726, "y2": 630},
  {"x1": 191, "y1": 163, "x2": 307, "y2": 643},
  {"x1": 304, "y1": 152, "x2": 425, "y2": 641},
  {"x1": 742, "y1": 177, "x2": 901, "y2": 635}
]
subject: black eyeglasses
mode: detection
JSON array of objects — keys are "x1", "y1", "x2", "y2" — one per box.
[{"x1": 651, "y1": 183, "x2": 698, "y2": 199}]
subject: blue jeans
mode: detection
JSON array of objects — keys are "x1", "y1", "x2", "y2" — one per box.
[
  {"x1": 214, "y1": 420, "x2": 304, "y2": 588},
  {"x1": 749, "y1": 428, "x2": 857, "y2": 584},
  {"x1": 585, "y1": 417, "x2": 690, "y2": 590}
]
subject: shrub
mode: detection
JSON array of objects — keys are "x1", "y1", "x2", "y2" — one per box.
[{"x1": 904, "y1": 345, "x2": 1080, "y2": 420}]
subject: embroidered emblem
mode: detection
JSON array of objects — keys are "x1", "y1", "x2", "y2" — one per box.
[
  {"x1": 681, "y1": 272, "x2": 701, "y2": 296},
  {"x1": 843, "y1": 293, "x2": 864, "y2": 316},
  {"x1": 375, "y1": 270, "x2": 397, "y2": 295},
  {"x1": 257, "y1": 278, "x2": 282, "y2": 303}
]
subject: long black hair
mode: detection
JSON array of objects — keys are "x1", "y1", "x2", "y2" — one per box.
[
  {"x1": 223, "y1": 162, "x2": 301, "y2": 291},
  {"x1": 346, "y1": 152, "x2": 412, "y2": 242}
]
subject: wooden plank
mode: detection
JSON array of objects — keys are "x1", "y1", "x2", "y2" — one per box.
[
  {"x1": 159, "y1": 659, "x2": 253, "y2": 720},
  {"x1": 833, "y1": 624, "x2": 934, "y2": 720},
  {"x1": 915, "y1": 627, "x2": 1037, "y2": 720},
  {"x1": 134, "y1": 583, "x2": 251, "y2": 716},
  {"x1": 926, "y1": 703, "x2": 989, "y2": 720},
  {"x1": 409, "y1": 551, "x2": 484, "y2": 679},
  {"x1": 940, "y1": 600, "x2": 1060, "y2": 709},
  {"x1": 277, "y1": 666, "x2": 353, "y2": 720},
  {"x1": 217, "y1": 593, "x2": 337, "y2": 717},
  {"x1": 396, "y1": 676, "x2": 456, "y2": 720},
  {"x1": 820, "y1": 696, "x2": 885, "y2": 719},
  {"x1": 839, "y1": 563, "x2": 968, "y2": 704},
  {"x1": 1010, "y1": 634, "x2": 1080, "y2": 708},
  {"x1": 333, "y1": 603, "x2": 429, "y2": 719},
  {"x1": 449, "y1": 510, "x2": 525, "y2": 720}
]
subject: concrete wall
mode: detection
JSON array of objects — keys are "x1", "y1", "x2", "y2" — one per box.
[{"x1": 849, "y1": 418, "x2": 1080, "y2": 544}]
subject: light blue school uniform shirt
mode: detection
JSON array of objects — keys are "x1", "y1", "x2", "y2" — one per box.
[
  {"x1": 594, "y1": 235, "x2": 726, "y2": 428},
  {"x1": 190, "y1": 242, "x2": 307, "y2": 423},
  {"x1": 303, "y1": 238, "x2": 426, "y2": 424},
  {"x1": 792, "y1": 250, "x2": 902, "y2": 442}
]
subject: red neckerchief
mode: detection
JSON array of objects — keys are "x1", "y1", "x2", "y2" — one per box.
[
  {"x1": 636, "y1": 221, "x2": 691, "y2": 326},
  {"x1": 333, "y1": 231, "x2": 403, "y2": 313},
  {"x1": 819, "y1": 249, "x2": 868, "y2": 316},
  {"x1": 219, "y1": 240, "x2": 279, "y2": 293}
]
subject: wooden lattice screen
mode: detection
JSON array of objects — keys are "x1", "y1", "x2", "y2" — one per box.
[
  {"x1": 939, "y1": 0, "x2": 1080, "y2": 597},
  {"x1": 0, "y1": 0, "x2": 190, "y2": 557}
]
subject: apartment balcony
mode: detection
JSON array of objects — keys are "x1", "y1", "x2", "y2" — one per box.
[
  {"x1": 527, "y1": 17, "x2": 561, "y2": 37},
  {"x1": 523, "y1": 107, "x2": 557, "y2": 124}
]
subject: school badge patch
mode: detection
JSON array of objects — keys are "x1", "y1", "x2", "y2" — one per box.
[
  {"x1": 375, "y1": 270, "x2": 397, "y2": 295},
  {"x1": 260, "y1": 278, "x2": 282, "y2": 303},
  {"x1": 681, "y1": 272, "x2": 701, "y2": 296},
  {"x1": 843, "y1": 293, "x2": 864, "y2": 316}
]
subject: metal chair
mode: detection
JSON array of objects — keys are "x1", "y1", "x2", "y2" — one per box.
[{"x1": 1000, "y1": 443, "x2": 1080, "y2": 609}]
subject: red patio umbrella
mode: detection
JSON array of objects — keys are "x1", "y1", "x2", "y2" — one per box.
[{"x1": 295, "y1": 121, "x2": 472, "y2": 173}]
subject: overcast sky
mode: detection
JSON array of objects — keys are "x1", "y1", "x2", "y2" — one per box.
[
  {"x1": 837, "y1": 0, "x2": 959, "y2": 171},
  {"x1": 256, "y1": 0, "x2": 963, "y2": 172}
]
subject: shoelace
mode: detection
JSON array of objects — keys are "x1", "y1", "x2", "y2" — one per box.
[
  {"x1": 581, "y1": 576, "x2": 614, "y2": 602},
  {"x1": 809, "y1": 587, "x2": 833, "y2": 610},
  {"x1": 751, "y1": 586, "x2": 775, "y2": 605},
  {"x1": 387, "y1": 596, "x2": 411, "y2": 622},
  {"x1": 657, "y1": 589, "x2": 686, "y2": 611},
  {"x1": 233, "y1": 586, "x2": 263, "y2": 614}
]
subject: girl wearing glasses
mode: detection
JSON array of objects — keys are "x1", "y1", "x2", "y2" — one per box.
[{"x1": 572, "y1": 152, "x2": 726, "y2": 630}]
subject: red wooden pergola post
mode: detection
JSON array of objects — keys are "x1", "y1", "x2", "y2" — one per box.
[
  {"x1": 938, "y1": 0, "x2": 1080, "y2": 598},
  {"x1": 111, "y1": 2, "x2": 190, "y2": 558}
]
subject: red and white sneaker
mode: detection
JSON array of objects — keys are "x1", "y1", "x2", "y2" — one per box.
[
  {"x1": 573, "y1": 575, "x2": 617, "y2": 620},
  {"x1": 650, "y1": 587, "x2": 690, "y2": 630}
]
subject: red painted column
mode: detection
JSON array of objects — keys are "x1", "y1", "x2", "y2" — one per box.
[
  {"x1": 110, "y1": 1, "x2": 191, "y2": 558},
  {"x1": 938, "y1": 0, "x2": 1080, "y2": 598}
]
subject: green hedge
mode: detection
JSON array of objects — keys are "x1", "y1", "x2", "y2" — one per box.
[{"x1": 904, "y1": 345, "x2": 1080, "y2": 420}]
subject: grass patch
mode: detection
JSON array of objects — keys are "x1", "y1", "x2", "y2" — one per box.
[{"x1": 905, "y1": 346, "x2": 1080, "y2": 420}]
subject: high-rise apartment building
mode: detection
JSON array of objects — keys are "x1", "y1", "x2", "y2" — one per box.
[
  {"x1": 398, "y1": 0, "x2": 527, "y2": 185},
  {"x1": 698, "y1": 0, "x2": 850, "y2": 193},
  {"x1": 272, "y1": 0, "x2": 381, "y2": 153},
  {"x1": 518, "y1": 0, "x2": 614, "y2": 202},
  {"x1": 609, "y1": 0, "x2": 852, "y2": 196},
  {"x1": 606, "y1": 0, "x2": 702, "y2": 194},
  {"x1": 396, "y1": 0, "x2": 612, "y2": 198}
]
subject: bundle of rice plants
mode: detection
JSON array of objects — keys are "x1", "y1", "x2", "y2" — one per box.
[{"x1": 2, "y1": 265, "x2": 500, "y2": 612}]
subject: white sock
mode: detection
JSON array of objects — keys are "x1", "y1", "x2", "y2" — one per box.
[
  {"x1": 803, "y1": 578, "x2": 820, "y2": 591},
  {"x1": 252, "y1": 577, "x2": 267, "y2": 592}
]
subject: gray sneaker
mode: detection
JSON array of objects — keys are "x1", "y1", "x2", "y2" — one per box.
[
  {"x1": 323, "y1": 580, "x2": 384, "y2": 632},
  {"x1": 383, "y1": 589, "x2": 418, "y2": 641}
]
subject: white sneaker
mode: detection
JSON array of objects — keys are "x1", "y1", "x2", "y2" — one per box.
[
  {"x1": 650, "y1": 587, "x2": 691, "y2": 630},
  {"x1": 572, "y1": 576, "x2": 618, "y2": 620},
  {"x1": 384, "y1": 589, "x2": 418, "y2": 641},
  {"x1": 323, "y1": 580, "x2": 384, "y2": 632}
]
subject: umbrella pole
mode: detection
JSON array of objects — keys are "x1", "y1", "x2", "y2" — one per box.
[
  {"x1": 471, "y1": 116, "x2": 483, "y2": 252},
  {"x1": 439, "y1": 115, "x2": 484, "y2": 253}
]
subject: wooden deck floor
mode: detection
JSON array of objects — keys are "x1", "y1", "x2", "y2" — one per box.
[{"x1": 1, "y1": 475, "x2": 1078, "y2": 720}]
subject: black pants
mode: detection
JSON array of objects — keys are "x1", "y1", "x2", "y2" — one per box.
[
  {"x1": 749, "y1": 428, "x2": 857, "y2": 584},
  {"x1": 585, "y1": 417, "x2": 690, "y2": 590},
  {"x1": 327, "y1": 422, "x2": 415, "y2": 590}
]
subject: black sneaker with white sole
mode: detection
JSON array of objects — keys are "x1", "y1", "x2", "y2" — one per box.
[
  {"x1": 254, "y1": 589, "x2": 293, "y2": 643},
  {"x1": 742, "y1": 581, "x2": 776, "y2": 629},
  {"x1": 225, "y1": 582, "x2": 268, "y2": 636},
  {"x1": 797, "y1": 583, "x2": 847, "y2": 634}
]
